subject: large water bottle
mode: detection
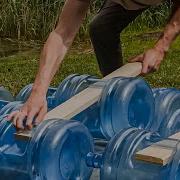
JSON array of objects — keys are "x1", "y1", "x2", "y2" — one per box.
[
  {"x1": 15, "y1": 74, "x2": 99, "y2": 109},
  {"x1": 53, "y1": 74, "x2": 99, "y2": 107},
  {"x1": 7, "y1": 76, "x2": 155, "y2": 140},
  {"x1": 16, "y1": 84, "x2": 57, "y2": 103},
  {"x1": 0, "y1": 74, "x2": 98, "y2": 121},
  {"x1": 0, "y1": 101, "x2": 23, "y2": 116},
  {"x1": 151, "y1": 88, "x2": 180, "y2": 137},
  {"x1": 0, "y1": 124, "x2": 177, "y2": 180},
  {"x1": 100, "y1": 128, "x2": 180, "y2": 180},
  {"x1": 0, "y1": 86, "x2": 14, "y2": 102},
  {"x1": 0, "y1": 119, "x2": 93, "y2": 180},
  {"x1": 74, "y1": 77, "x2": 155, "y2": 139},
  {"x1": 0, "y1": 100, "x2": 9, "y2": 110},
  {"x1": 0, "y1": 113, "x2": 179, "y2": 180}
]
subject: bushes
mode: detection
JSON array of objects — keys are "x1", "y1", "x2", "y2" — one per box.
[
  {"x1": 0, "y1": 0, "x2": 64, "y2": 40},
  {"x1": 0, "y1": 0, "x2": 171, "y2": 41}
]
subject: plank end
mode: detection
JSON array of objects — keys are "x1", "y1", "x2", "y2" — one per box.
[
  {"x1": 14, "y1": 131, "x2": 32, "y2": 141},
  {"x1": 135, "y1": 153, "x2": 164, "y2": 165}
]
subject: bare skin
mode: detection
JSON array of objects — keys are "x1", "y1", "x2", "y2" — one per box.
[
  {"x1": 8, "y1": 0, "x2": 180, "y2": 129},
  {"x1": 129, "y1": 1, "x2": 180, "y2": 73}
]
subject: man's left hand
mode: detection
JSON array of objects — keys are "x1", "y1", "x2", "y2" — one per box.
[{"x1": 129, "y1": 47, "x2": 166, "y2": 74}]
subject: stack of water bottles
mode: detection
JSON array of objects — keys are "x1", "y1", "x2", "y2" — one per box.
[{"x1": 0, "y1": 74, "x2": 179, "y2": 180}]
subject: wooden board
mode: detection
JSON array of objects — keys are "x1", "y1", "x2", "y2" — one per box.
[
  {"x1": 135, "y1": 132, "x2": 180, "y2": 166},
  {"x1": 15, "y1": 62, "x2": 142, "y2": 140}
]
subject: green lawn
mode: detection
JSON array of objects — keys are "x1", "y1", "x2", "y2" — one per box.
[{"x1": 0, "y1": 31, "x2": 179, "y2": 95}]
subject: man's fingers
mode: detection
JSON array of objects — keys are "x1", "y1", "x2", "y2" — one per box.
[
  {"x1": 154, "y1": 61, "x2": 161, "y2": 71},
  {"x1": 34, "y1": 107, "x2": 47, "y2": 125},
  {"x1": 142, "y1": 61, "x2": 149, "y2": 74},
  {"x1": 128, "y1": 54, "x2": 144, "y2": 63},
  {"x1": 13, "y1": 115, "x2": 18, "y2": 127},
  {"x1": 8, "y1": 107, "x2": 46, "y2": 129},
  {"x1": 6, "y1": 95, "x2": 47, "y2": 130},
  {"x1": 10, "y1": 110, "x2": 27, "y2": 129},
  {"x1": 7, "y1": 111, "x2": 19, "y2": 121},
  {"x1": 12, "y1": 112, "x2": 24, "y2": 128},
  {"x1": 148, "y1": 60, "x2": 161, "y2": 73},
  {"x1": 16, "y1": 112, "x2": 27, "y2": 129},
  {"x1": 26, "y1": 109, "x2": 38, "y2": 129}
]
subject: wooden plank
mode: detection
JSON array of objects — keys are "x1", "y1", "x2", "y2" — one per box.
[
  {"x1": 44, "y1": 62, "x2": 142, "y2": 120},
  {"x1": 15, "y1": 62, "x2": 142, "y2": 140},
  {"x1": 135, "y1": 132, "x2": 180, "y2": 166},
  {"x1": 103, "y1": 62, "x2": 142, "y2": 79}
]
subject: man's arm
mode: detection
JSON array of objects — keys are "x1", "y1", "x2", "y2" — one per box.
[
  {"x1": 130, "y1": 1, "x2": 180, "y2": 74},
  {"x1": 8, "y1": 0, "x2": 90, "y2": 129}
]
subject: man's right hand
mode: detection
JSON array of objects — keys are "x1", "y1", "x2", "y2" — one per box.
[{"x1": 8, "y1": 92, "x2": 47, "y2": 130}]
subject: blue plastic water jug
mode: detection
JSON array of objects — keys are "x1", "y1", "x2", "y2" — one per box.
[
  {"x1": 0, "y1": 119, "x2": 93, "y2": 180},
  {"x1": 99, "y1": 128, "x2": 180, "y2": 180},
  {"x1": 151, "y1": 88, "x2": 180, "y2": 137},
  {"x1": 0, "y1": 87, "x2": 14, "y2": 101},
  {"x1": 0, "y1": 76, "x2": 156, "y2": 140},
  {"x1": 74, "y1": 77, "x2": 155, "y2": 139}
]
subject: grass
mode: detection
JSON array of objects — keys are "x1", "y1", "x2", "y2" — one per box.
[
  {"x1": 121, "y1": 33, "x2": 180, "y2": 88},
  {"x1": 0, "y1": 1, "x2": 174, "y2": 94},
  {"x1": 0, "y1": 30, "x2": 179, "y2": 95},
  {"x1": 0, "y1": 1, "x2": 171, "y2": 40}
]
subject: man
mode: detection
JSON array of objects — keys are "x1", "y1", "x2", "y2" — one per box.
[{"x1": 8, "y1": 0, "x2": 180, "y2": 129}]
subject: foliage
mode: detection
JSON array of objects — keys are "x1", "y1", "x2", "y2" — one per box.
[{"x1": 0, "y1": 0, "x2": 171, "y2": 40}]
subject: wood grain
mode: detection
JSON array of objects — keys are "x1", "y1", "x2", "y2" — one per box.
[
  {"x1": 135, "y1": 132, "x2": 180, "y2": 166},
  {"x1": 15, "y1": 62, "x2": 142, "y2": 140}
]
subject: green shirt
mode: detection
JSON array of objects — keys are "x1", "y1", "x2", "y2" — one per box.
[{"x1": 114, "y1": 0, "x2": 164, "y2": 10}]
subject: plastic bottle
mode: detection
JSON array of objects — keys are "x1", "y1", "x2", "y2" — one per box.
[
  {"x1": 0, "y1": 119, "x2": 93, "y2": 180},
  {"x1": 0, "y1": 86, "x2": 14, "y2": 101},
  {"x1": 74, "y1": 77, "x2": 155, "y2": 140},
  {"x1": 151, "y1": 88, "x2": 180, "y2": 137},
  {"x1": 100, "y1": 128, "x2": 180, "y2": 180}
]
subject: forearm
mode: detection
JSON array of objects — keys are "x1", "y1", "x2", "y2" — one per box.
[
  {"x1": 32, "y1": 32, "x2": 67, "y2": 95},
  {"x1": 155, "y1": 2, "x2": 180, "y2": 53},
  {"x1": 32, "y1": 0, "x2": 90, "y2": 95}
]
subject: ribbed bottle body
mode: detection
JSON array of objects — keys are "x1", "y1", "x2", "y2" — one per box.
[{"x1": 101, "y1": 128, "x2": 174, "y2": 180}]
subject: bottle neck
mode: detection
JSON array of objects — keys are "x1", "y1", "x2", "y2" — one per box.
[{"x1": 86, "y1": 152, "x2": 103, "y2": 168}]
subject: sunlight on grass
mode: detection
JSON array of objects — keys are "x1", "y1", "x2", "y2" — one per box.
[{"x1": 0, "y1": 31, "x2": 179, "y2": 95}]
